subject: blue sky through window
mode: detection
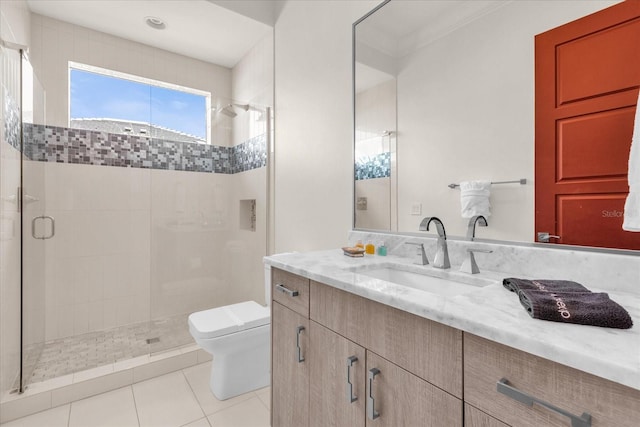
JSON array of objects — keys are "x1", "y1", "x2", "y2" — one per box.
[{"x1": 70, "y1": 68, "x2": 207, "y2": 139}]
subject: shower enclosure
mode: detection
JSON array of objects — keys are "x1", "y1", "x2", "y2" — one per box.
[{"x1": 1, "y1": 42, "x2": 272, "y2": 396}]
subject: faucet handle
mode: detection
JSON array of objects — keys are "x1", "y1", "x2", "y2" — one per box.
[
  {"x1": 460, "y1": 248, "x2": 493, "y2": 274},
  {"x1": 404, "y1": 242, "x2": 429, "y2": 265}
]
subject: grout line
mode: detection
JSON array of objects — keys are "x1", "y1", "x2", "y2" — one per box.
[
  {"x1": 130, "y1": 385, "x2": 141, "y2": 427},
  {"x1": 180, "y1": 369, "x2": 206, "y2": 421},
  {"x1": 67, "y1": 402, "x2": 71, "y2": 427}
]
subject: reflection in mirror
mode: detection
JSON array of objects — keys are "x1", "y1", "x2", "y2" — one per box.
[
  {"x1": 354, "y1": 0, "x2": 637, "y2": 250},
  {"x1": 354, "y1": 78, "x2": 396, "y2": 230}
]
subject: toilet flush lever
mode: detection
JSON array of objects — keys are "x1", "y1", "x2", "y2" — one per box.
[{"x1": 276, "y1": 284, "x2": 299, "y2": 297}]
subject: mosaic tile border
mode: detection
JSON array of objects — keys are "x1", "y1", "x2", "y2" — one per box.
[
  {"x1": 21, "y1": 124, "x2": 264, "y2": 174},
  {"x1": 355, "y1": 152, "x2": 391, "y2": 180}
]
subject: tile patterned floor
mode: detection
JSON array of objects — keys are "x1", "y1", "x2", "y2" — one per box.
[
  {"x1": 24, "y1": 314, "x2": 194, "y2": 386},
  {"x1": 1, "y1": 362, "x2": 271, "y2": 427}
]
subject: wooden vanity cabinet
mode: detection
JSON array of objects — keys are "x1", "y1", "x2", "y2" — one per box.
[
  {"x1": 271, "y1": 268, "x2": 311, "y2": 427},
  {"x1": 309, "y1": 280, "x2": 463, "y2": 426},
  {"x1": 271, "y1": 267, "x2": 638, "y2": 427},
  {"x1": 464, "y1": 334, "x2": 640, "y2": 427}
]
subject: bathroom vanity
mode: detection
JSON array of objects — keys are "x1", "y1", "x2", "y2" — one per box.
[{"x1": 265, "y1": 237, "x2": 640, "y2": 427}]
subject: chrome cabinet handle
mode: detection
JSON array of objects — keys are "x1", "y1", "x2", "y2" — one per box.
[
  {"x1": 31, "y1": 215, "x2": 55, "y2": 240},
  {"x1": 346, "y1": 356, "x2": 358, "y2": 403},
  {"x1": 497, "y1": 378, "x2": 591, "y2": 427},
  {"x1": 367, "y1": 368, "x2": 380, "y2": 420},
  {"x1": 296, "y1": 326, "x2": 305, "y2": 363},
  {"x1": 276, "y1": 283, "x2": 299, "y2": 297}
]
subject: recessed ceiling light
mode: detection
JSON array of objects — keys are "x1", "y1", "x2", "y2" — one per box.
[{"x1": 145, "y1": 16, "x2": 166, "y2": 30}]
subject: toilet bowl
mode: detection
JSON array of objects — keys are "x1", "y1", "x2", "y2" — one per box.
[{"x1": 188, "y1": 265, "x2": 272, "y2": 400}]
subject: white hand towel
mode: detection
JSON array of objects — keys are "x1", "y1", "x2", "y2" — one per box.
[
  {"x1": 623, "y1": 90, "x2": 640, "y2": 232},
  {"x1": 460, "y1": 180, "x2": 491, "y2": 218}
]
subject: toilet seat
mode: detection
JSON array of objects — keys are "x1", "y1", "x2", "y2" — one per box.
[{"x1": 188, "y1": 301, "x2": 270, "y2": 340}]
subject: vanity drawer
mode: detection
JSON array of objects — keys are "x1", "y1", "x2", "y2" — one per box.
[
  {"x1": 272, "y1": 268, "x2": 310, "y2": 317},
  {"x1": 310, "y1": 281, "x2": 462, "y2": 398},
  {"x1": 464, "y1": 333, "x2": 640, "y2": 427}
]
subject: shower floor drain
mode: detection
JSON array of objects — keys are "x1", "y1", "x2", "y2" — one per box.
[{"x1": 146, "y1": 337, "x2": 160, "y2": 344}]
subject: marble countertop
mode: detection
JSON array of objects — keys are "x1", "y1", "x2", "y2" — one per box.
[{"x1": 264, "y1": 249, "x2": 640, "y2": 391}]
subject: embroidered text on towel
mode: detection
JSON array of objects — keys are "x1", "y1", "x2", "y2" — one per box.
[{"x1": 531, "y1": 280, "x2": 571, "y2": 319}]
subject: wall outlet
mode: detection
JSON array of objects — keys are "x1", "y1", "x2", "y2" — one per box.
[{"x1": 411, "y1": 203, "x2": 422, "y2": 215}]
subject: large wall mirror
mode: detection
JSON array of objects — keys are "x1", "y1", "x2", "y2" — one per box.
[{"x1": 353, "y1": 0, "x2": 639, "y2": 251}]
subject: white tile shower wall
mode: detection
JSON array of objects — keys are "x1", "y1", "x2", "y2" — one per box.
[
  {"x1": 228, "y1": 31, "x2": 272, "y2": 304},
  {"x1": 232, "y1": 33, "x2": 274, "y2": 146},
  {"x1": 150, "y1": 169, "x2": 234, "y2": 321},
  {"x1": 43, "y1": 162, "x2": 152, "y2": 341},
  {"x1": 28, "y1": 13, "x2": 232, "y2": 145}
]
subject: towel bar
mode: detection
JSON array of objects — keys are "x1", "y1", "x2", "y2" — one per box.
[{"x1": 448, "y1": 178, "x2": 526, "y2": 189}]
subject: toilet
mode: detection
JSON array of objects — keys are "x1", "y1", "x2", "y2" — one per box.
[{"x1": 188, "y1": 265, "x2": 271, "y2": 400}]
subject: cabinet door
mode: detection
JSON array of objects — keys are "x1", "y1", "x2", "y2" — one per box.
[
  {"x1": 272, "y1": 301, "x2": 310, "y2": 427},
  {"x1": 311, "y1": 281, "x2": 462, "y2": 397},
  {"x1": 309, "y1": 321, "x2": 366, "y2": 427},
  {"x1": 365, "y1": 351, "x2": 462, "y2": 427}
]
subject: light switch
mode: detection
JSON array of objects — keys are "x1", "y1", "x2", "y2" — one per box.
[{"x1": 411, "y1": 203, "x2": 422, "y2": 215}]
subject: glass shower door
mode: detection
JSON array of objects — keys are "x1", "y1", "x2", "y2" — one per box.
[{"x1": 20, "y1": 53, "x2": 48, "y2": 391}]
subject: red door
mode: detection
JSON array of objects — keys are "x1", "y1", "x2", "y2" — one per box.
[{"x1": 535, "y1": 0, "x2": 640, "y2": 250}]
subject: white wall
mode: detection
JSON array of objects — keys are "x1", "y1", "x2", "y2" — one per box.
[
  {"x1": 273, "y1": 0, "x2": 379, "y2": 253},
  {"x1": 29, "y1": 13, "x2": 232, "y2": 141},
  {"x1": 0, "y1": 0, "x2": 30, "y2": 398},
  {"x1": 395, "y1": 0, "x2": 619, "y2": 241}
]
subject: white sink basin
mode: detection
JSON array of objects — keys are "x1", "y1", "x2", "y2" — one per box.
[{"x1": 352, "y1": 264, "x2": 493, "y2": 297}]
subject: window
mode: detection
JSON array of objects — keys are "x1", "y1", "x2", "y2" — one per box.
[{"x1": 69, "y1": 62, "x2": 211, "y2": 144}]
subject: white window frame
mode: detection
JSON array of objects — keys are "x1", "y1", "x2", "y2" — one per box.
[{"x1": 68, "y1": 61, "x2": 212, "y2": 144}]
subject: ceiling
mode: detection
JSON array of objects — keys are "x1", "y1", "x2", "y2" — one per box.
[{"x1": 26, "y1": 0, "x2": 275, "y2": 68}]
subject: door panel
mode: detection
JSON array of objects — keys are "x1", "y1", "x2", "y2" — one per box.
[
  {"x1": 309, "y1": 321, "x2": 365, "y2": 427},
  {"x1": 272, "y1": 301, "x2": 309, "y2": 427},
  {"x1": 365, "y1": 351, "x2": 462, "y2": 427},
  {"x1": 557, "y1": 17, "x2": 640, "y2": 105},
  {"x1": 535, "y1": 0, "x2": 640, "y2": 249},
  {"x1": 557, "y1": 108, "x2": 634, "y2": 181}
]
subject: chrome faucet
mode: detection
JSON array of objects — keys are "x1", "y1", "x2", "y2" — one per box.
[
  {"x1": 419, "y1": 217, "x2": 450, "y2": 269},
  {"x1": 467, "y1": 215, "x2": 488, "y2": 241},
  {"x1": 404, "y1": 242, "x2": 428, "y2": 265}
]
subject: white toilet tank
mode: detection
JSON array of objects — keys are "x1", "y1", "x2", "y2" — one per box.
[{"x1": 264, "y1": 264, "x2": 271, "y2": 305}]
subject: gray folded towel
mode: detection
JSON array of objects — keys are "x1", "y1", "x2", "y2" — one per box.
[
  {"x1": 503, "y1": 277, "x2": 633, "y2": 329},
  {"x1": 503, "y1": 278, "x2": 588, "y2": 293},
  {"x1": 517, "y1": 289, "x2": 633, "y2": 329}
]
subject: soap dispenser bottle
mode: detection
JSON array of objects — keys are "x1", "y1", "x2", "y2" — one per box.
[
  {"x1": 377, "y1": 241, "x2": 387, "y2": 256},
  {"x1": 365, "y1": 241, "x2": 375, "y2": 255}
]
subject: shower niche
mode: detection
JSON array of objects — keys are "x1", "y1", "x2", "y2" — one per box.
[{"x1": 239, "y1": 199, "x2": 257, "y2": 232}]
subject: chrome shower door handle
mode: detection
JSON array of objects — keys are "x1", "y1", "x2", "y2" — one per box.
[
  {"x1": 367, "y1": 368, "x2": 380, "y2": 420},
  {"x1": 295, "y1": 326, "x2": 305, "y2": 363},
  {"x1": 31, "y1": 215, "x2": 55, "y2": 239},
  {"x1": 497, "y1": 378, "x2": 591, "y2": 427},
  {"x1": 346, "y1": 356, "x2": 358, "y2": 403}
]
